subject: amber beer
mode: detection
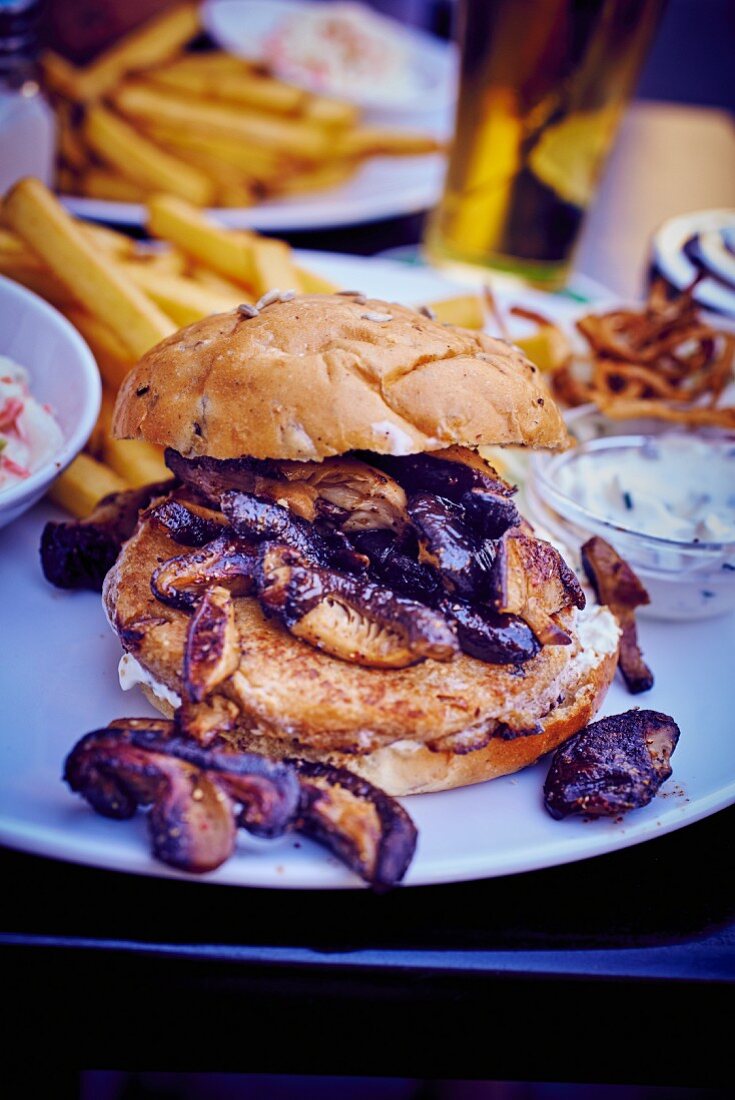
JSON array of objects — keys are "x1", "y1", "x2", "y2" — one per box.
[{"x1": 425, "y1": 0, "x2": 665, "y2": 288}]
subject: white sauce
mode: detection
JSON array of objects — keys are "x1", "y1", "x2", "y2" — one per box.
[
  {"x1": 118, "y1": 653, "x2": 182, "y2": 710},
  {"x1": 371, "y1": 420, "x2": 414, "y2": 455},
  {"x1": 554, "y1": 434, "x2": 735, "y2": 544},
  {"x1": 0, "y1": 357, "x2": 63, "y2": 491}
]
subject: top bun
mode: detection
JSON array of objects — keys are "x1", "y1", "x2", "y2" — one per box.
[{"x1": 112, "y1": 294, "x2": 568, "y2": 460}]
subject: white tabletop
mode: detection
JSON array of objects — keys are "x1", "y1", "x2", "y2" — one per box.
[{"x1": 574, "y1": 101, "x2": 735, "y2": 299}]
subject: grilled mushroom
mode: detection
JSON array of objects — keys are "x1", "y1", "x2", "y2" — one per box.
[
  {"x1": 63, "y1": 723, "x2": 301, "y2": 872},
  {"x1": 490, "y1": 532, "x2": 585, "y2": 645},
  {"x1": 166, "y1": 449, "x2": 407, "y2": 531},
  {"x1": 373, "y1": 446, "x2": 520, "y2": 538},
  {"x1": 581, "y1": 536, "x2": 653, "y2": 694},
  {"x1": 147, "y1": 497, "x2": 229, "y2": 546},
  {"x1": 182, "y1": 586, "x2": 240, "y2": 703},
  {"x1": 349, "y1": 528, "x2": 444, "y2": 605},
  {"x1": 440, "y1": 598, "x2": 541, "y2": 665},
  {"x1": 221, "y1": 490, "x2": 367, "y2": 573},
  {"x1": 407, "y1": 493, "x2": 496, "y2": 601},
  {"x1": 65, "y1": 722, "x2": 418, "y2": 886},
  {"x1": 40, "y1": 479, "x2": 175, "y2": 591},
  {"x1": 175, "y1": 695, "x2": 239, "y2": 746},
  {"x1": 258, "y1": 544, "x2": 458, "y2": 668},
  {"x1": 289, "y1": 758, "x2": 417, "y2": 889},
  {"x1": 544, "y1": 709, "x2": 680, "y2": 819},
  {"x1": 151, "y1": 535, "x2": 258, "y2": 611}
]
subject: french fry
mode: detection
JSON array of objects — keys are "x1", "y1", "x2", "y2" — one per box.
[
  {"x1": 335, "y1": 128, "x2": 443, "y2": 159},
  {"x1": 138, "y1": 123, "x2": 289, "y2": 183},
  {"x1": 78, "y1": 168, "x2": 150, "y2": 203},
  {"x1": 102, "y1": 434, "x2": 170, "y2": 488},
  {"x1": 4, "y1": 178, "x2": 175, "y2": 358},
  {"x1": 146, "y1": 194, "x2": 258, "y2": 288},
  {"x1": 303, "y1": 94, "x2": 359, "y2": 129},
  {"x1": 116, "y1": 83, "x2": 334, "y2": 161},
  {"x1": 81, "y1": 221, "x2": 136, "y2": 258},
  {"x1": 189, "y1": 265, "x2": 251, "y2": 302},
  {"x1": 276, "y1": 159, "x2": 357, "y2": 195},
  {"x1": 0, "y1": 227, "x2": 29, "y2": 256},
  {"x1": 87, "y1": 388, "x2": 116, "y2": 458},
  {"x1": 149, "y1": 67, "x2": 307, "y2": 116},
  {"x1": 295, "y1": 267, "x2": 340, "y2": 295},
  {"x1": 132, "y1": 246, "x2": 188, "y2": 275},
  {"x1": 48, "y1": 3, "x2": 200, "y2": 102},
  {"x1": 40, "y1": 51, "x2": 87, "y2": 101},
  {"x1": 0, "y1": 254, "x2": 76, "y2": 308},
  {"x1": 48, "y1": 453, "x2": 129, "y2": 517},
  {"x1": 121, "y1": 263, "x2": 244, "y2": 325},
  {"x1": 158, "y1": 51, "x2": 251, "y2": 77},
  {"x1": 427, "y1": 294, "x2": 485, "y2": 330},
  {"x1": 249, "y1": 238, "x2": 303, "y2": 298},
  {"x1": 64, "y1": 307, "x2": 136, "y2": 391},
  {"x1": 84, "y1": 105, "x2": 215, "y2": 207},
  {"x1": 56, "y1": 103, "x2": 88, "y2": 171}
]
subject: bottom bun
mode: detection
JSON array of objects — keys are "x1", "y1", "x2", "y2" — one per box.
[{"x1": 138, "y1": 605, "x2": 619, "y2": 796}]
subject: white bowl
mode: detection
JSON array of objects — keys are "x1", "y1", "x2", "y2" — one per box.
[{"x1": 0, "y1": 275, "x2": 100, "y2": 529}]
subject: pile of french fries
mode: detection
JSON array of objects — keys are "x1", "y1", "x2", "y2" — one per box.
[
  {"x1": 42, "y1": 2, "x2": 442, "y2": 208},
  {"x1": 1, "y1": 178, "x2": 489, "y2": 517}
]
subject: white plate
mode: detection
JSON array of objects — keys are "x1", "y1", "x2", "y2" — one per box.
[
  {"x1": 1, "y1": 252, "x2": 733, "y2": 889},
  {"x1": 62, "y1": 148, "x2": 447, "y2": 232},
  {"x1": 202, "y1": 0, "x2": 456, "y2": 115}
]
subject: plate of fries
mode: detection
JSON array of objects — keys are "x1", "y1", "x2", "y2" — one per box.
[{"x1": 43, "y1": 2, "x2": 448, "y2": 230}]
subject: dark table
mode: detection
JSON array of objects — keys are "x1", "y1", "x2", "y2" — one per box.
[{"x1": 2, "y1": 803, "x2": 733, "y2": 1084}]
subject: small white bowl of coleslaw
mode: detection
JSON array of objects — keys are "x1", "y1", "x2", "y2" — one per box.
[{"x1": 0, "y1": 275, "x2": 100, "y2": 530}]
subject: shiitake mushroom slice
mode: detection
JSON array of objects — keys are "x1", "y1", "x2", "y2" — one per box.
[
  {"x1": 41, "y1": 480, "x2": 175, "y2": 591},
  {"x1": 407, "y1": 493, "x2": 497, "y2": 602},
  {"x1": 257, "y1": 543, "x2": 458, "y2": 669},
  {"x1": 151, "y1": 535, "x2": 259, "y2": 611}
]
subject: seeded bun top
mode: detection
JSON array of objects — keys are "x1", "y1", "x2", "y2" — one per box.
[{"x1": 112, "y1": 293, "x2": 568, "y2": 460}]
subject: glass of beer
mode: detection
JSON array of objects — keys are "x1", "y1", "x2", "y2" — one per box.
[{"x1": 424, "y1": 0, "x2": 666, "y2": 289}]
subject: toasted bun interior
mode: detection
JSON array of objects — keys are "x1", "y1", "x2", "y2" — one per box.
[{"x1": 112, "y1": 295, "x2": 568, "y2": 460}]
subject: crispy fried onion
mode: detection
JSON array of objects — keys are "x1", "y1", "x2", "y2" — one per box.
[
  {"x1": 64, "y1": 720, "x2": 417, "y2": 886},
  {"x1": 541, "y1": 280, "x2": 735, "y2": 428}
]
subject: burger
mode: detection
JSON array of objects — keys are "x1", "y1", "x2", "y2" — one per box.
[{"x1": 101, "y1": 292, "x2": 620, "y2": 797}]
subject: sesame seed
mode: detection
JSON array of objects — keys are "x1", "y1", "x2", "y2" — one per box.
[
  {"x1": 361, "y1": 311, "x2": 393, "y2": 323},
  {"x1": 418, "y1": 305, "x2": 437, "y2": 321},
  {"x1": 237, "y1": 303, "x2": 259, "y2": 318}
]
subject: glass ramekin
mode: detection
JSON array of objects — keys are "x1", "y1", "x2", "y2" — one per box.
[{"x1": 526, "y1": 405, "x2": 735, "y2": 621}]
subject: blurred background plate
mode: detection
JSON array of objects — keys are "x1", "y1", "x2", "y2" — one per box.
[{"x1": 202, "y1": 0, "x2": 457, "y2": 115}]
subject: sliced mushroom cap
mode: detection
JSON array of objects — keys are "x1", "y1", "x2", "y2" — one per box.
[
  {"x1": 258, "y1": 543, "x2": 458, "y2": 668},
  {"x1": 64, "y1": 722, "x2": 301, "y2": 866},
  {"x1": 349, "y1": 528, "x2": 444, "y2": 605},
  {"x1": 183, "y1": 586, "x2": 240, "y2": 704},
  {"x1": 165, "y1": 448, "x2": 279, "y2": 503},
  {"x1": 220, "y1": 490, "x2": 367, "y2": 573},
  {"x1": 40, "y1": 479, "x2": 175, "y2": 591},
  {"x1": 289, "y1": 758, "x2": 418, "y2": 889},
  {"x1": 544, "y1": 709, "x2": 680, "y2": 819},
  {"x1": 490, "y1": 532, "x2": 585, "y2": 645},
  {"x1": 581, "y1": 535, "x2": 653, "y2": 694},
  {"x1": 440, "y1": 597, "x2": 541, "y2": 665},
  {"x1": 146, "y1": 496, "x2": 229, "y2": 547},
  {"x1": 151, "y1": 535, "x2": 259, "y2": 611},
  {"x1": 64, "y1": 723, "x2": 417, "y2": 884},
  {"x1": 283, "y1": 456, "x2": 408, "y2": 534},
  {"x1": 407, "y1": 493, "x2": 496, "y2": 601}
]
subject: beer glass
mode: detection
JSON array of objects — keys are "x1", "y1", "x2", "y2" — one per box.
[{"x1": 424, "y1": 0, "x2": 666, "y2": 289}]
